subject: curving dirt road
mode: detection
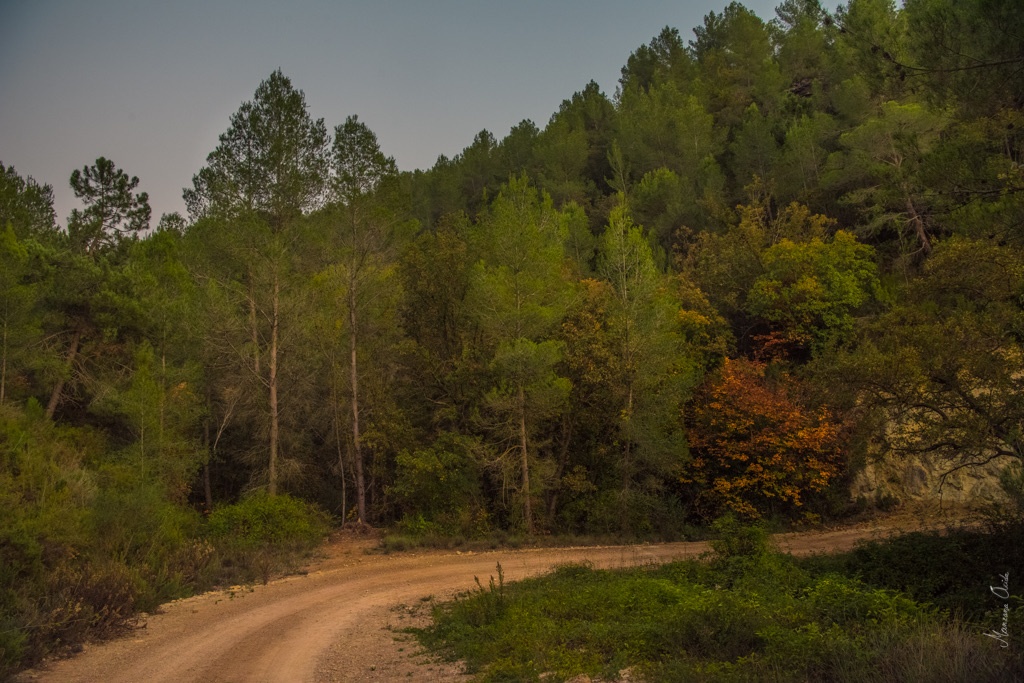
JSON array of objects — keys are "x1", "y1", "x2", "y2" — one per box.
[{"x1": 17, "y1": 521, "x2": 927, "y2": 683}]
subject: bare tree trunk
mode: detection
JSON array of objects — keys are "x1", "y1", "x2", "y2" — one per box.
[
  {"x1": 46, "y1": 327, "x2": 82, "y2": 420},
  {"x1": 905, "y1": 195, "x2": 932, "y2": 255},
  {"x1": 331, "y1": 381, "x2": 348, "y2": 520},
  {"x1": 621, "y1": 384, "x2": 633, "y2": 534},
  {"x1": 159, "y1": 350, "x2": 166, "y2": 458},
  {"x1": 519, "y1": 383, "x2": 533, "y2": 534},
  {"x1": 268, "y1": 274, "x2": 280, "y2": 496},
  {"x1": 349, "y1": 281, "x2": 366, "y2": 523}
]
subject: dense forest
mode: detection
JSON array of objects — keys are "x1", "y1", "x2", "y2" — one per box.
[{"x1": 2, "y1": 0, "x2": 1023, "y2": 673}]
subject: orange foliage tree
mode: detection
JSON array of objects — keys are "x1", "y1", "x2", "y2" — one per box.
[{"x1": 682, "y1": 357, "x2": 844, "y2": 520}]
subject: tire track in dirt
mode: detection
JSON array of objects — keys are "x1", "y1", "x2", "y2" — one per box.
[{"x1": 17, "y1": 522, "x2": 918, "y2": 683}]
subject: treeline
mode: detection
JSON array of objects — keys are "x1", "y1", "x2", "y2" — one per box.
[{"x1": 2, "y1": 0, "x2": 1023, "y2": 667}]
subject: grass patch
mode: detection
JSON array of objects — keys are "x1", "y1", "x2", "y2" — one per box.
[{"x1": 412, "y1": 520, "x2": 1024, "y2": 682}]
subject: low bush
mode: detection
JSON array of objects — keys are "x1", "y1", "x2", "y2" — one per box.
[
  {"x1": 204, "y1": 493, "x2": 331, "y2": 584},
  {"x1": 390, "y1": 433, "x2": 489, "y2": 538},
  {"x1": 799, "y1": 523, "x2": 1024, "y2": 621},
  {"x1": 415, "y1": 520, "x2": 1024, "y2": 682}
]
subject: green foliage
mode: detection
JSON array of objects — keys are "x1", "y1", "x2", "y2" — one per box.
[
  {"x1": 826, "y1": 101, "x2": 949, "y2": 257},
  {"x1": 468, "y1": 176, "x2": 574, "y2": 532},
  {"x1": 391, "y1": 432, "x2": 487, "y2": 537},
  {"x1": 67, "y1": 157, "x2": 151, "y2": 254},
  {"x1": 0, "y1": 405, "x2": 210, "y2": 675},
  {"x1": 801, "y1": 525, "x2": 1024, "y2": 621},
  {"x1": 205, "y1": 492, "x2": 329, "y2": 551},
  {"x1": 184, "y1": 69, "x2": 328, "y2": 224},
  {"x1": 0, "y1": 224, "x2": 45, "y2": 406},
  {"x1": 746, "y1": 230, "x2": 880, "y2": 351},
  {"x1": 709, "y1": 513, "x2": 773, "y2": 560},
  {"x1": 902, "y1": 0, "x2": 1024, "y2": 115},
  {"x1": 0, "y1": 162, "x2": 56, "y2": 239},
  {"x1": 9, "y1": 2, "x2": 1024, "y2": 672},
  {"x1": 416, "y1": 524, "x2": 1023, "y2": 682},
  {"x1": 818, "y1": 237, "x2": 1024, "y2": 469},
  {"x1": 596, "y1": 200, "x2": 697, "y2": 530}
]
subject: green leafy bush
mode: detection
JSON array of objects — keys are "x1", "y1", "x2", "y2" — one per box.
[
  {"x1": 205, "y1": 492, "x2": 330, "y2": 551},
  {"x1": 203, "y1": 493, "x2": 331, "y2": 585},
  {"x1": 416, "y1": 522, "x2": 1024, "y2": 682},
  {"x1": 801, "y1": 525, "x2": 1024, "y2": 621},
  {"x1": 0, "y1": 412, "x2": 216, "y2": 676},
  {"x1": 390, "y1": 433, "x2": 488, "y2": 537}
]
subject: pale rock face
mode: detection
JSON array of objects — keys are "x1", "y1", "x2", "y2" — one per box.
[{"x1": 851, "y1": 451, "x2": 1012, "y2": 505}]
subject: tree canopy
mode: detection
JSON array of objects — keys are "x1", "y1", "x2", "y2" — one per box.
[{"x1": 4, "y1": 2, "x2": 1024, "y2": 669}]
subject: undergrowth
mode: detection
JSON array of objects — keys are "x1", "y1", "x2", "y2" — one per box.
[
  {"x1": 413, "y1": 516, "x2": 1024, "y2": 682},
  {"x1": 0, "y1": 405, "x2": 331, "y2": 681}
]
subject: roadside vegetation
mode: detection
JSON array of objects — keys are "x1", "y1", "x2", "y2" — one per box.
[
  {"x1": 0, "y1": 402, "x2": 329, "y2": 678},
  {"x1": 415, "y1": 516, "x2": 1024, "y2": 682}
]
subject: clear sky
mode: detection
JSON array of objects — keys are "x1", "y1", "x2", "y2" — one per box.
[{"x1": 0, "y1": 0, "x2": 785, "y2": 225}]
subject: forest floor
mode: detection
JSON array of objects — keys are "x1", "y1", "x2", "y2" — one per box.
[{"x1": 15, "y1": 508, "x2": 968, "y2": 683}]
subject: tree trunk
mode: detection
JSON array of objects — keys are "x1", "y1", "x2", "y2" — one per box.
[
  {"x1": 332, "y1": 382, "x2": 348, "y2": 520},
  {"x1": 621, "y1": 384, "x2": 634, "y2": 534},
  {"x1": 159, "y1": 350, "x2": 166, "y2": 458},
  {"x1": 905, "y1": 194, "x2": 932, "y2": 255},
  {"x1": 350, "y1": 280, "x2": 366, "y2": 524},
  {"x1": 519, "y1": 383, "x2": 533, "y2": 534},
  {"x1": 46, "y1": 327, "x2": 82, "y2": 420},
  {"x1": 268, "y1": 273, "x2": 280, "y2": 496}
]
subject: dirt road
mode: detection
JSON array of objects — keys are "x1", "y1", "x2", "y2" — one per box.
[{"x1": 17, "y1": 522, "x2": 921, "y2": 682}]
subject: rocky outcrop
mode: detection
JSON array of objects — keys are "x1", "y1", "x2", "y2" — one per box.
[{"x1": 851, "y1": 451, "x2": 1014, "y2": 505}]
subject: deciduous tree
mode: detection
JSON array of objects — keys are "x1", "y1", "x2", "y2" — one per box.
[{"x1": 683, "y1": 357, "x2": 844, "y2": 520}]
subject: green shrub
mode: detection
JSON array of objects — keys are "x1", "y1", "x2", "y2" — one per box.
[
  {"x1": 203, "y1": 493, "x2": 331, "y2": 586},
  {"x1": 802, "y1": 526, "x2": 1024, "y2": 620},
  {"x1": 90, "y1": 476, "x2": 204, "y2": 609},
  {"x1": 390, "y1": 433, "x2": 488, "y2": 537},
  {"x1": 415, "y1": 520, "x2": 1024, "y2": 683},
  {"x1": 709, "y1": 514, "x2": 772, "y2": 560},
  {"x1": 205, "y1": 492, "x2": 330, "y2": 551}
]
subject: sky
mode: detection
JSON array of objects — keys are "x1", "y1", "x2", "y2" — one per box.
[{"x1": 0, "y1": 0, "x2": 784, "y2": 225}]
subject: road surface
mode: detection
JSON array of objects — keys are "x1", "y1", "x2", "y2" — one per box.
[{"x1": 17, "y1": 522, "x2": 920, "y2": 682}]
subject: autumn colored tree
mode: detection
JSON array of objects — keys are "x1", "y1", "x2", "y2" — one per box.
[{"x1": 682, "y1": 357, "x2": 844, "y2": 520}]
